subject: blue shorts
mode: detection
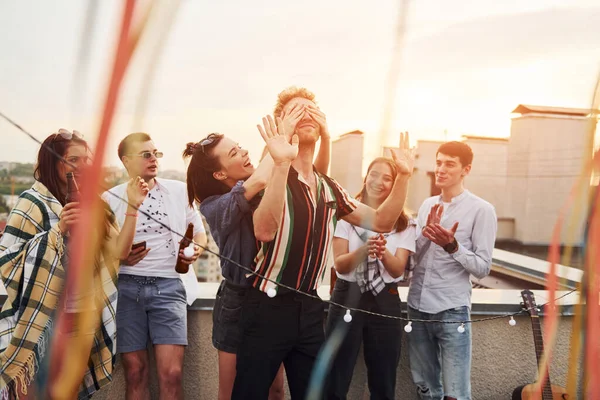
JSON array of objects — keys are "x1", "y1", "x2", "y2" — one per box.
[
  {"x1": 212, "y1": 280, "x2": 248, "y2": 353},
  {"x1": 116, "y1": 274, "x2": 188, "y2": 353}
]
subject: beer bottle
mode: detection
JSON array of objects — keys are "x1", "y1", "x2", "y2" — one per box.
[
  {"x1": 175, "y1": 223, "x2": 194, "y2": 274},
  {"x1": 65, "y1": 172, "x2": 81, "y2": 203}
]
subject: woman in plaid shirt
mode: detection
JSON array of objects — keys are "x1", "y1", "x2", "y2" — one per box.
[{"x1": 0, "y1": 130, "x2": 147, "y2": 399}]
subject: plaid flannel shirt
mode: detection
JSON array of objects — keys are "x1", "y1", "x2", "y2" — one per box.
[{"x1": 0, "y1": 181, "x2": 119, "y2": 399}]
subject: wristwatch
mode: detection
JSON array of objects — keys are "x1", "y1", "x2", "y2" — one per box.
[{"x1": 443, "y1": 238, "x2": 458, "y2": 253}]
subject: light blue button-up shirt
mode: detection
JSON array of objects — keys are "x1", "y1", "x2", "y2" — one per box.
[{"x1": 407, "y1": 190, "x2": 497, "y2": 314}]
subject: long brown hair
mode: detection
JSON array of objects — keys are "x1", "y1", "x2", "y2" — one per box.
[
  {"x1": 356, "y1": 157, "x2": 410, "y2": 232},
  {"x1": 183, "y1": 133, "x2": 230, "y2": 206},
  {"x1": 34, "y1": 133, "x2": 88, "y2": 205}
]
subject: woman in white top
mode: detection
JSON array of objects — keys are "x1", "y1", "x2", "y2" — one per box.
[{"x1": 324, "y1": 157, "x2": 416, "y2": 400}]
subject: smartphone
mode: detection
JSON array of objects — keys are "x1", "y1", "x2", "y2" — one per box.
[{"x1": 131, "y1": 241, "x2": 147, "y2": 252}]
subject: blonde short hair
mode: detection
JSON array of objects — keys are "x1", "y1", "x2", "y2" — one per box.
[{"x1": 273, "y1": 86, "x2": 316, "y2": 119}]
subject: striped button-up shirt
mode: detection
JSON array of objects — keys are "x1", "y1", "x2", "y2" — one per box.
[
  {"x1": 251, "y1": 167, "x2": 359, "y2": 293},
  {"x1": 408, "y1": 190, "x2": 497, "y2": 314}
]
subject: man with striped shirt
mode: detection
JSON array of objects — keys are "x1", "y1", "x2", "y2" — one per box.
[{"x1": 232, "y1": 87, "x2": 415, "y2": 399}]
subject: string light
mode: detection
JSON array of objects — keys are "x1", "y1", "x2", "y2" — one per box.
[
  {"x1": 183, "y1": 245, "x2": 194, "y2": 258},
  {"x1": 457, "y1": 323, "x2": 466, "y2": 333},
  {"x1": 267, "y1": 288, "x2": 277, "y2": 298},
  {"x1": 404, "y1": 321, "x2": 412, "y2": 333},
  {"x1": 509, "y1": 316, "x2": 516, "y2": 326},
  {"x1": 343, "y1": 310, "x2": 352, "y2": 323}
]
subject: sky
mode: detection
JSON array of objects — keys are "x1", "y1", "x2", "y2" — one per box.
[{"x1": 1, "y1": 0, "x2": 599, "y2": 172}]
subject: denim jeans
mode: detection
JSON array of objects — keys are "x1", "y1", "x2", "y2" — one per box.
[
  {"x1": 407, "y1": 306, "x2": 472, "y2": 400},
  {"x1": 325, "y1": 279, "x2": 403, "y2": 400},
  {"x1": 212, "y1": 280, "x2": 248, "y2": 353}
]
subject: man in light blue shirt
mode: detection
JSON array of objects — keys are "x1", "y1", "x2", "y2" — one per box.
[{"x1": 407, "y1": 141, "x2": 497, "y2": 400}]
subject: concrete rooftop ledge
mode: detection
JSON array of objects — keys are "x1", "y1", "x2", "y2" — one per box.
[
  {"x1": 0, "y1": 282, "x2": 579, "y2": 316},
  {"x1": 188, "y1": 282, "x2": 579, "y2": 316}
]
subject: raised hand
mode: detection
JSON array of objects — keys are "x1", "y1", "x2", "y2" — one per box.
[
  {"x1": 306, "y1": 104, "x2": 330, "y2": 139},
  {"x1": 280, "y1": 104, "x2": 304, "y2": 141},
  {"x1": 257, "y1": 115, "x2": 299, "y2": 165},
  {"x1": 126, "y1": 176, "x2": 149, "y2": 208},
  {"x1": 426, "y1": 204, "x2": 444, "y2": 227},
  {"x1": 389, "y1": 131, "x2": 415, "y2": 177}
]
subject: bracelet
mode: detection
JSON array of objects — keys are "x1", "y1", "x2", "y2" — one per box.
[{"x1": 125, "y1": 212, "x2": 138, "y2": 217}]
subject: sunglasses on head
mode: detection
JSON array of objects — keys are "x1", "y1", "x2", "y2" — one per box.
[
  {"x1": 54, "y1": 128, "x2": 83, "y2": 141},
  {"x1": 199, "y1": 133, "x2": 223, "y2": 153}
]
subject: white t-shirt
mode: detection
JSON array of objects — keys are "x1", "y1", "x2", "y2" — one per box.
[
  {"x1": 333, "y1": 220, "x2": 416, "y2": 283},
  {"x1": 102, "y1": 178, "x2": 205, "y2": 305},
  {"x1": 120, "y1": 184, "x2": 179, "y2": 278}
]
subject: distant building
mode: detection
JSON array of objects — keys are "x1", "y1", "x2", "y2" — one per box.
[
  {"x1": 0, "y1": 162, "x2": 15, "y2": 172},
  {"x1": 507, "y1": 104, "x2": 595, "y2": 246},
  {"x1": 159, "y1": 170, "x2": 187, "y2": 182},
  {"x1": 195, "y1": 215, "x2": 222, "y2": 283},
  {"x1": 330, "y1": 130, "x2": 364, "y2": 196},
  {"x1": 405, "y1": 139, "x2": 444, "y2": 216},
  {"x1": 11, "y1": 176, "x2": 35, "y2": 184},
  {"x1": 102, "y1": 166, "x2": 128, "y2": 188},
  {"x1": 463, "y1": 135, "x2": 513, "y2": 240}
]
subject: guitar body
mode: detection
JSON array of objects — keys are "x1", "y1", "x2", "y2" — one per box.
[{"x1": 512, "y1": 383, "x2": 569, "y2": 399}]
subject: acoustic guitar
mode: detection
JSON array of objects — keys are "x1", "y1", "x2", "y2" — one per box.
[{"x1": 511, "y1": 290, "x2": 568, "y2": 400}]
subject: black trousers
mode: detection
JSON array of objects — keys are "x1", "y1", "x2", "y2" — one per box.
[
  {"x1": 232, "y1": 287, "x2": 325, "y2": 400},
  {"x1": 324, "y1": 279, "x2": 403, "y2": 400}
]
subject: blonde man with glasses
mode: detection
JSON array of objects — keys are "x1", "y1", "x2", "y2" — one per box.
[{"x1": 103, "y1": 132, "x2": 207, "y2": 400}]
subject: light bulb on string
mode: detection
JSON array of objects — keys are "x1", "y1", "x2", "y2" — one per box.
[
  {"x1": 404, "y1": 321, "x2": 412, "y2": 333},
  {"x1": 457, "y1": 323, "x2": 465, "y2": 333},
  {"x1": 183, "y1": 245, "x2": 195, "y2": 258},
  {"x1": 267, "y1": 287, "x2": 277, "y2": 298},
  {"x1": 509, "y1": 316, "x2": 516, "y2": 326},
  {"x1": 343, "y1": 309, "x2": 352, "y2": 323}
]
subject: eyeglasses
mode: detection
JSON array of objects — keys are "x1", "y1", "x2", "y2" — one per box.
[
  {"x1": 128, "y1": 151, "x2": 164, "y2": 159},
  {"x1": 54, "y1": 128, "x2": 84, "y2": 141},
  {"x1": 199, "y1": 133, "x2": 223, "y2": 153}
]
